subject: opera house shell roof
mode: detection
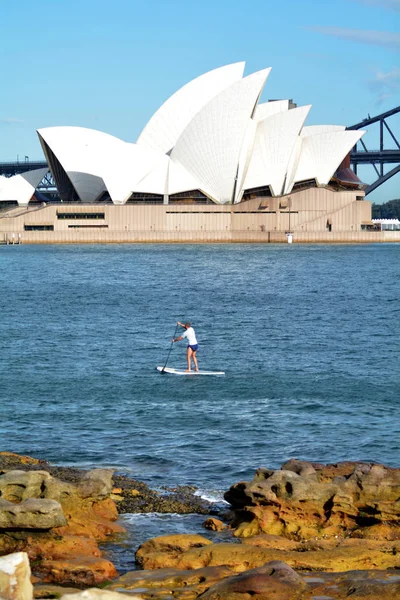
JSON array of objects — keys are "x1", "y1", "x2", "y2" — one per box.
[
  {"x1": 37, "y1": 62, "x2": 365, "y2": 206},
  {"x1": 0, "y1": 168, "x2": 49, "y2": 206}
]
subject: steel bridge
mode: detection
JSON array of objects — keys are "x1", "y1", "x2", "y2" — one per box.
[
  {"x1": 1, "y1": 105, "x2": 399, "y2": 198},
  {"x1": 347, "y1": 106, "x2": 400, "y2": 195}
]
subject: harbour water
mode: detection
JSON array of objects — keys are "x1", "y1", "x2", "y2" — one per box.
[{"x1": 1, "y1": 243, "x2": 399, "y2": 565}]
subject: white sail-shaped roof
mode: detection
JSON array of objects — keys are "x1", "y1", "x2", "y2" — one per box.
[
  {"x1": 290, "y1": 130, "x2": 365, "y2": 187},
  {"x1": 301, "y1": 125, "x2": 345, "y2": 137},
  {"x1": 244, "y1": 105, "x2": 311, "y2": 196},
  {"x1": 38, "y1": 126, "x2": 125, "y2": 177},
  {"x1": 0, "y1": 168, "x2": 48, "y2": 205},
  {"x1": 38, "y1": 126, "x2": 170, "y2": 203},
  {"x1": 66, "y1": 173, "x2": 105, "y2": 203},
  {"x1": 132, "y1": 154, "x2": 170, "y2": 196},
  {"x1": 137, "y1": 62, "x2": 245, "y2": 154},
  {"x1": 167, "y1": 161, "x2": 203, "y2": 196},
  {"x1": 37, "y1": 63, "x2": 366, "y2": 206},
  {"x1": 234, "y1": 118, "x2": 257, "y2": 203},
  {"x1": 102, "y1": 143, "x2": 168, "y2": 203},
  {"x1": 255, "y1": 100, "x2": 289, "y2": 122},
  {"x1": 170, "y1": 68, "x2": 271, "y2": 203},
  {"x1": 283, "y1": 136, "x2": 303, "y2": 195}
]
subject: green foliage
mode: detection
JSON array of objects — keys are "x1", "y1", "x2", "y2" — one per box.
[{"x1": 372, "y1": 199, "x2": 400, "y2": 219}]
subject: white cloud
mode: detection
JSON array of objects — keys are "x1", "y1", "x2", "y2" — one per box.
[
  {"x1": 367, "y1": 67, "x2": 400, "y2": 105},
  {"x1": 308, "y1": 27, "x2": 400, "y2": 50}
]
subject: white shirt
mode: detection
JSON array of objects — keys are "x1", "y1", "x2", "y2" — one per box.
[{"x1": 182, "y1": 327, "x2": 197, "y2": 346}]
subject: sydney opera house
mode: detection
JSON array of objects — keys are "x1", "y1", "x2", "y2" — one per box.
[{"x1": 0, "y1": 61, "x2": 381, "y2": 243}]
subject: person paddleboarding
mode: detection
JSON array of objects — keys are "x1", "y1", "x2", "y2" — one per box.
[{"x1": 172, "y1": 321, "x2": 199, "y2": 372}]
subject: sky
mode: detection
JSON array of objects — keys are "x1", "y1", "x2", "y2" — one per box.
[{"x1": 1, "y1": 0, "x2": 399, "y2": 203}]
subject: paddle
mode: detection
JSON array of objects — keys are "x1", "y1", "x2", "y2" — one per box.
[{"x1": 161, "y1": 322, "x2": 180, "y2": 373}]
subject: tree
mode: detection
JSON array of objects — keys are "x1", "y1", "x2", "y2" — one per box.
[{"x1": 372, "y1": 199, "x2": 400, "y2": 219}]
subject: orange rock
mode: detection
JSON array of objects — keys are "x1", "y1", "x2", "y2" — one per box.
[
  {"x1": 55, "y1": 497, "x2": 124, "y2": 540},
  {"x1": 38, "y1": 557, "x2": 118, "y2": 586},
  {"x1": 136, "y1": 534, "x2": 212, "y2": 569},
  {"x1": 26, "y1": 535, "x2": 102, "y2": 561},
  {"x1": 226, "y1": 461, "x2": 400, "y2": 542},
  {"x1": 202, "y1": 518, "x2": 226, "y2": 531},
  {"x1": 0, "y1": 451, "x2": 40, "y2": 466}
]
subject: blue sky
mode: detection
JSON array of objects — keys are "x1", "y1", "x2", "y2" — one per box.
[{"x1": 1, "y1": 0, "x2": 399, "y2": 203}]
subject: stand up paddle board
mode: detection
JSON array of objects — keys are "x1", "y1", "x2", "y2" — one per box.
[{"x1": 157, "y1": 366, "x2": 225, "y2": 376}]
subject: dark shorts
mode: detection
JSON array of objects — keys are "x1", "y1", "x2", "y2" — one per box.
[{"x1": 188, "y1": 344, "x2": 199, "y2": 352}]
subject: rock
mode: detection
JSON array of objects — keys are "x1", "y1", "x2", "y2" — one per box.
[
  {"x1": 0, "y1": 552, "x2": 33, "y2": 600},
  {"x1": 33, "y1": 583, "x2": 81, "y2": 598},
  {"x1": 225, "y1": 460, "x2": 400, "y2": 540},
  {"x1": 305, "y1": 569, "x2": 400, "y2": 600},
  {"x1": 60, "y1": 590, "x2": 141, "y2": 599},
  {"x1": 202, "y1": 518, "x2": 226, "y2": 531},
  {"x1": 242, "y1": 533, "x2": 302, "y2": 551},
  {"x1": 0, "y1": 499, "x2": 67, "y2": 529},
  {"x1": 135, "y1": 534, "x2": 213, "y2": 569},
  {"x1": 37, "y1": 557, "x2": 118, "y2": 586},
  {"x1": 0, "y1": 455, "x2": 124, "y2": 590},
  {"x1": 112, "y1": 475, "x2": 211, "y2": 515},
  {"x1": 199, "y1": 560, "x2": 305, "y2": 599},
  {"x1": 0, "y1": 471, "x2": 52, "y2": 502},
  {"x1": 27, "y1": 535, "x2": 102, "y2": 562},
  {"x1": 108, "y1": 565, "x2": 234, "y2": 597},
  {"x1": 136, "y1": 537, "x2": 400, "y2": 573},
  {"x1": 79, "y1": 470, "x2": 115, "y2": 500},
  {"x1": 0, "y1": 452, "x2": 42, "y2": 469}
]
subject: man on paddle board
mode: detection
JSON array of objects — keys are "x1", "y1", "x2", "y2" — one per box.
[{"x1": 173, "y1": 322, "x2": 199, "y2": 372}]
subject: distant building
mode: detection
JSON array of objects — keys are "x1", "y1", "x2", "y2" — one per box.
[
  {"x1": 36, "y1": 62, "x2": 365, "y2": 206},
  {"x1": 1, "y1": 62, "x2": 383, "y2": 243}
]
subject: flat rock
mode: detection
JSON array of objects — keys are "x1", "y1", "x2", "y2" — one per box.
[
  {"x1": 109, "y1": 565, "x2": 234, "y2": 597},
  {"x1": 200, "y1": 560, "x2": 305, "y2": 599},
  {"x1": 0, "y1": 498, "x2": 67, "y2": 529},
  {"x1": 136, "y1": 534, "x2": 212, "y2": 569},
  {"x1": 37, "y1": 557, "x2": 118, "y2": 586}
]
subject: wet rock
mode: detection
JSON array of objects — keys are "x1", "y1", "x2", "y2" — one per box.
[
  {"x1": 0, "y1": 551, "x2": 33, "y2": 600},
  {"x1": 112, "y1": 476, "x2": 211, "y2": 515},
  {"x1": 0, "y1": 452, "x2": 43, "y2": 470},
  {"x1": 0, "y1": 499, "x2": 67, "y2": 529}
]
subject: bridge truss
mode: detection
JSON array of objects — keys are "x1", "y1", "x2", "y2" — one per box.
[{"x1": 347, "y1": 106, "x2": 400, "y2": 196}]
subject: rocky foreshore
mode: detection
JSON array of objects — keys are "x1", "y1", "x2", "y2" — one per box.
[{"x1": 0, "y1": 452, "x2": 399, "y2": 599}]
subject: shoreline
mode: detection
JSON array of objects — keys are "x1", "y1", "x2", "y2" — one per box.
[{"x1": 1, "y1": 452, "x2": 400, "y2": 599}]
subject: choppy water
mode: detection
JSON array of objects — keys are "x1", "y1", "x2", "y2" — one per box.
[
  {"x1": 1, "y1": 244, "x2": 399, "y2": 488},
  {"x1": 2, "y1": 243, "x2": 400, "y2": 570}
]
